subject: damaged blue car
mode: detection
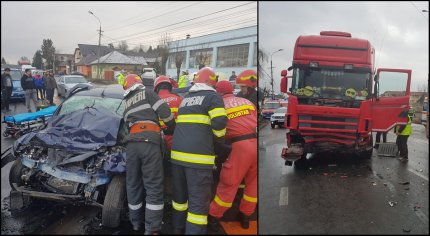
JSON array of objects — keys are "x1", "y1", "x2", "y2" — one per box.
[{"x1": 6, "y1": 84, "x2": 129, "y2": 228}]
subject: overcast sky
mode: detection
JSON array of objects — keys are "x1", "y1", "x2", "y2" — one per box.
[
  {"x1": 259, "y1": 1, "x2": 429, "y2": 92},
  {"x1": 1, "y1": 1, "x2": 256, "y2": 64}
]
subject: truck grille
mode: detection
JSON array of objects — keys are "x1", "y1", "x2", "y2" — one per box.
[{"x1": 298, "y1": 115, "x2": 358, "y2": 145}]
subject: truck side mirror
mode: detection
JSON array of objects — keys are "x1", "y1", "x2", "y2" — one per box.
[
  {"x1": 373, "y1": 74, "x2": 379, "y2": 100},
  {"x1": 280, "y1": 76, "x2": 288, "y2": 93}
]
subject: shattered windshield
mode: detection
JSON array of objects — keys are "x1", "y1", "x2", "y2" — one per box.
[
  {"x1": 58, "y1": 95, "x2": 125, "y2": 116},
  {"x1": 291, "y1": 67, "x2": 370, "y2": 101}
]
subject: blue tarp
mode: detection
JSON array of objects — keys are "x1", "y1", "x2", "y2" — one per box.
[
  {"x1": 17, "y1": 106, "x2": 122, "y2": 153},
  {"x1": 4, "y1": 106, "x2": 58, "y2": 123}
]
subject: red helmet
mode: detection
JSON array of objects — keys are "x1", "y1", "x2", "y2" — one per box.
[
  {"x1": 236, "y1": 69, "x2": 257, "y2": 88},
  {"x1": 215, "y1": 80, "x2": 233, "y2": 95},
  {"x1": 194, "y1": 67, "x2": 217, "y2": 86},
  {"x1": 154, "y1": 75, "x2": 172, "y2": 90},
  {"x1": 123, "y1": 74, "x2": 142, "y2": 90}
]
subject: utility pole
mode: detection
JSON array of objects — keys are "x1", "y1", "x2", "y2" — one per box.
[
  {"x1": 270, "y1": 49, "x2": 283, "y2": 99},
  {"x1": 89, "y1": 10, "x2": 102, "y2": 80}
]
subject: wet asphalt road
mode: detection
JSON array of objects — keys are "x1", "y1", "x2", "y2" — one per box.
[{"x1": 259, "y1": 121, "x2": 429, "y2": 234}]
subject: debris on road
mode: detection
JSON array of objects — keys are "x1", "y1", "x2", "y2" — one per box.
[
  {"x1": 404, "y1": 187, "x2": 410, "y2": 190},
  {"x1": 402, "y1": 228, "x2": 411, "y2": 233},
  {"x1": 371, "y1": 181, "x2": 377, "y2": 186},
  {"x1": 383, "y1": 183, "x2": 387, "y2": 186},
  {"x1": 418, "y1": 169, "x2": 423, "y2": 172},
  {"x1": 78, "y1": 217, "x2": 86, "y2": 223},
  {"x1": 323, "y1": 173, "x2": 328, "y2": 176},
  {"x1": 388, "y1": 201, "x2": 398, "y2": 207},
  {"x1": 399, "y1": 181, "x2": 410, "y2": 185},
  {"x1": 340, "y1": 175, "x2": 348, "y2": 178}
]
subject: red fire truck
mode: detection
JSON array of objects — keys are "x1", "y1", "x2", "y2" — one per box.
[{"x1": 280, "y1": 31, "x2": 412, "y2": 166}]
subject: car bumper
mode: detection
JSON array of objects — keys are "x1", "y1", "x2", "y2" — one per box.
[
  {"x1": 262, "y1": 113, "x2": 273, "y2": 119},
  {"x1": 10, "y1": 92, "x2": 25, "y2": 100}
]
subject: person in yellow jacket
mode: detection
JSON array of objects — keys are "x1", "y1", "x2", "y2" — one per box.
[
  {"x1": 117, "y1": 70, "x2": 126, "y2": 87},
  {"x1": 178, "y1": 71, "x2": 188, "y2": 88},
  {"x1": 395, "y1": 108, "x2": 414, "y2": 162}
]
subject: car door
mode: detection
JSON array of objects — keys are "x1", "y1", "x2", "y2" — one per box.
[
  {"x1": 58, "y1": 76, "x2": 65, "y2": 96},
  {"x1": 371, "y1": 68, "x2": 412, "y2": 132}
]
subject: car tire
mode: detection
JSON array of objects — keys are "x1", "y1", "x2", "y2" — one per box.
[
  {"x1": 294, "y1": 153, "x2": 308, "y2": 169},
  {"x1": 9, "y1": 159, "x2": 25, "y2": 190},
  {"x1": 271, "y1": 123, "x2": 275, "y2": 129},
  {"x1": 102, "y1": 175, "x2": 126, "y2": 228}
]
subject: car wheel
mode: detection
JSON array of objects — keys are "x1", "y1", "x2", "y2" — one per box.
[
  {"x1": 102, "y1": 175, "x2": 126, "y2": 228},
  {"x1": 3, "y1": 130, "x2": 9, "y2": 138},
  {"x1": 9, "y1": 159, "x2": 25, "y2": 190},
  {"x1": 271, "y1": 123, "x2": 275, "y2": 128}
]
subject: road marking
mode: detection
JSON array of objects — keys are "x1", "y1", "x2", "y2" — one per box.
[
  {"x1": 282, "y1": 166, "x2": 288, "y2": 175},
  {"x1": 407, "y1": 167, "x2": 429, "y2": 182},
  {"x1": 279, "y1": 187, "x2": 288, "y2": 206},
  {"x1": 414, "y1": 208, "x2": 429, "y2": 225}
]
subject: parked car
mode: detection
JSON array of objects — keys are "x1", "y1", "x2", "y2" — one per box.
[
  {"x1": 261, "y1": 100, "x2": 282, "y2": 119},
  {"x1": 57, "y1": 75, "x2": 91, "y2": 97},
  {"x1": 1, "y1": 67, "x2": 25, "y2": 102},
  {"x1": 7, "y1": 84, "x2": 129, "y2": 228},
  {"x1": 141, "y1": 67, "x2": 156, "y2": 80},
  {"x1": 270, "y1": 107, "x2": 288, "y2": 128}
]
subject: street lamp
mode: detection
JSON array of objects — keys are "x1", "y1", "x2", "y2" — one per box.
[
  {"x1": 271, "y1": 49, "x2": 283, "y2": 99},
  {"x1": 88, "y1": 10, "x2": 102, "y2": 80}
]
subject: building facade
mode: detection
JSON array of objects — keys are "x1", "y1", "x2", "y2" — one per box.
[
  {"x1": 166, "y1": 26, "x2": 257, "y2": 80},
  {"x1": 54, "y1": 53, "x2": 74, "y2": 75}
]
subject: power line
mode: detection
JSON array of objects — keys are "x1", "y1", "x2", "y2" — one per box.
[
  {"x1": 105, "y1": 2, "x2": 256, "y2": 43},
  {"x1": 106, "y1": 2, "x2": 204, "y2": 32},
  {"x1": 410, "y1": 1, "x2": 429, "y2": 20},
  {"x1": 115, "y1": 8, "x2": 256, "y2": 45}
]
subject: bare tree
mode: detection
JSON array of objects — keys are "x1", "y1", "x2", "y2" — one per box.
[
  {"x1": 417, "y1": 83, "x2": 428, "y2": 92},
  {"x1": 193, "y1": 43, "x2": 212, "y2": 69},
  {"x1": 118, "y1": 40, "x2": 129, "y2": 52},
  {"x1": 156, "y1": 33, "x2": 171, "y2": 75},
  {"x1": 170, "y1": 39, "x2": 186, "y2": 79}
]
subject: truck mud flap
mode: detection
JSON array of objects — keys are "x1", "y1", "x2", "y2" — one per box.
[{"x1": 281, "y1": 144, "x2": 304, "y2": 162}]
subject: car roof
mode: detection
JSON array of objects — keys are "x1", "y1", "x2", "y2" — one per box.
[{"x1": 73, "y1": 84, "x2": 124, "y2": 99}]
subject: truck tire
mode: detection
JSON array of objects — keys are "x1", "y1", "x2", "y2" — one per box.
[
  {"x1": 102, "y1": 175, "x2": 126, "y2": 228},
  {"x1": 294, "y1": 153, "x2": 308, "y2": 169},
  {"x1": 9, "y1": 159, "x2": 25, "y2": 190},
  {"x1": 359, "y1": 148, "x2": 373, "y2": 159},
  {"x1": 271, "y1": 123, "x2": 275, "y2": 128}
]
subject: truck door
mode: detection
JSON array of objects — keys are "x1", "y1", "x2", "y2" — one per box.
[{"x1": 371, "y1": 68, "x2": 411, "y2": 132}]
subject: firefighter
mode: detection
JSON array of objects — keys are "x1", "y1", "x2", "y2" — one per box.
[
  {"x1": 236, "y1": 69, "x2": 259, "y2": 108},
  {"x1": 208, "y1": 80, "x2": 258, "y2": 231},
  {"x1": 122, "y1": 74, "x2": 175, "y2": 234},
  {"x1": 154, "y1": 75, "x2": 182, "y2": 150},
  {"x1": 171, "y1": 67, "x2": 228, "y2": 235},
  {"x1": 395, "y1": 108, "x2": 414, "y2": 162}
]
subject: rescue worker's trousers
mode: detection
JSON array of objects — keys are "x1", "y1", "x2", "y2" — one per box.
[
  {"x1": 209, "y1": 138, "x2": 257, "y2": 218},
  {"x1": 375, "y1": 132, "x2": 387, "y2": 148},
  {"x1": 396, "y1": 135, "x2": 409, "y2": 158},
  {"x1": 171, "y1": 164, "x2": 213, "y2": 235},
  {"x1": 126, "y1": 141, "x2": 164, "y2": 232}
]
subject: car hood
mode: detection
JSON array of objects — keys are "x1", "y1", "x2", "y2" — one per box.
[
  {"x1": 16, "y1": 106, "x2": 122, "y2": 153},
  {"x1": 272, "y1": 112, "x2": 286, "y2": 117},
  {"x1": 65, "y1": 83, "x2": 89, "y2": 88}
]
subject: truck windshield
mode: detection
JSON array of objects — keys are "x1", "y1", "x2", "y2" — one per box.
[{"x1": 291, "y1": 67, "x2": 370, "y2": 101}]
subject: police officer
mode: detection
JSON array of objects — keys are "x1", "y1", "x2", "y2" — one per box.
[
  {"x1": 236, "y1": 70, "x2": 260, "y2": 108},
  {"x1": 178, "y1": 71, "x2": 189, "y2": 88},
  {"x1": 395, "y1": 108, "x2": 414, "y2": 162},
  {"x1": 117, "y1": 70, "x2": 126, "y2": 87},
  {"x1": 122, "y1": 74, "x2": 175, "y2": 234},
  {"x1": 171, "y1": 67, "x2": 228, "y2": 234},
  {"x1": 208, "y1": 79, "x2": 258, "y2": 231},
  {"x1": 154, "y1": 75, "x2": 182, "y2": 151}
]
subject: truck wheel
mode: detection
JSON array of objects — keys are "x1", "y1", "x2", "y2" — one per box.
[
  {"x1": 9, "y1": 159, "x2": 25, "y2": 190},
  {"x1": 271, "y1": 123, "x2": 275, "y2": 128},
  {"x1": 294, "y1": 153, "x2": 308, "y2": 169},
  {"x1": 359, "y1": 148, "x2": 373, "y2": 159},
  {"x1": 102, "y1": 175, "x2": 126, "y2": 228}
]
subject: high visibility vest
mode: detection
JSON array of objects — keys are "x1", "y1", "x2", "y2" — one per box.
[
  {"x1": 178, "y1": 75, "x2": 188, "y2": 88},
  {"x1": 395, "y1": 115, "x2": 413, "y2": 136},
  {"x1": 117, "y1": 73, "x2": 125, "y2": 86}
]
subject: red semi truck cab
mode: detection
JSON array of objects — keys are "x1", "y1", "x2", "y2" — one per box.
[{"x1": 280, "y1": 31, "x2": 412, "y2": 166}]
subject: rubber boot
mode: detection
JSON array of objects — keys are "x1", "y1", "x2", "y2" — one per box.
[
  {"x1": 240, "y1": 213, "x2": 250, "y2": 229},
  {"x1": 208, "y1": 215, "x2": 221, "y2": 232}
]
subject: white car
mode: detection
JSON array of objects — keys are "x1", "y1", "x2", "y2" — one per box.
[
  {"x1": 141, "y1": 68, "x2": 156, "y2": 80},
  {"x1": 270, "y1": 107, "x2": 288, "y2": 128},
  {"x1": 57, "y1": 75, "x2": 91, "y2": 97}
]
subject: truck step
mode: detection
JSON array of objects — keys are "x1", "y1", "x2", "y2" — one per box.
[{"x1": 377, "y1": 142, "x2": 398, "y2": 157}]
